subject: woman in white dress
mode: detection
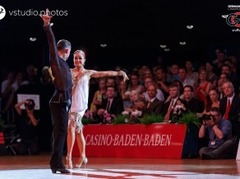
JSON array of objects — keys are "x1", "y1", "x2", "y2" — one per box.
[{"x1": 66, "y1": 50, "x2": 128, "y2": 169}]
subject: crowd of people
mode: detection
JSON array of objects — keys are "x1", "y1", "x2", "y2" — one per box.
[{"x1": 1, "y1": 9, "x2": 240, "y2": 174}]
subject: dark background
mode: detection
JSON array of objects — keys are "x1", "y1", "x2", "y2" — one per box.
[{"x1": 1, "y1": 0, "x2": 240, "y2": 71}]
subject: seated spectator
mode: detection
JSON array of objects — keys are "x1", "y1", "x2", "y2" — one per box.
[
  {"x1": 90, "y1": 78, "x2": 106, "y2": 113},
  {"x1": 217, "y1": 73, "x2": 229, "y2": 99},
  {"x1": 198, "y1": 107, "x2": 235, "y2": 159},
  {"x1": 14, "y1": 99, "x2": 39, "y2": 155},
  {"x1": 166, "y1": 64, "x2": 179, "y2": 84},
  {"x1": 122, "y1": 90, "x2": 145, "y2": 118},
  {"x1": 221, "y1": 63, "x2": 239, "y2": 95},
  {"x1": 185, "y1": 60, "x2": 198, "y2": 85},
  {"x1": 142, "y1": 77, "x2": 164, "y2": 102},
  {"x1": 205, "y1": 62, "x2": 218, "y2": 88},
  {"x1": 205, "y1": 88, "x2": 220, "y2": 112},
  {"x1": 172, "y1": 79, "x2": 184, "y2": 96},
  {"x1": 118, "y1": 80, "x2": 131, "y2": 109},
  {"x1": 220, "y1": 81, "x2": 240, "y2": 139},
  {"x1": 144, "y1": 84, "x2": 164, "y2": 115},
  {"x1": 178, "y1": 67, "x2": 195, "y2": 87},
  {"x1": 162, "y1": 84, "x2": 181, "y2": 123},
  {"x1": 127, "y1": 73, "x2": 145, "y2": 94},
  {"x1": 195, "y1": 69, "x2": 212, "y2": 108},
  {"x1": 171, "y1": 98, "x2": 187, "y2": 123},
  {"x1": 96, "y1": 86, "x2": 124, "y2": 123},
  {"x1": 153, "y1": 66, "x2": 170, "y2": 99},
  {"x1": 182, "y1": 85, "x2": 204, "y2": 114}
]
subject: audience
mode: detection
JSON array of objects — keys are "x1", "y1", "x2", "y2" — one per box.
[{"x1": 1, "y1": 48, "x2": 240, "y2": 159}]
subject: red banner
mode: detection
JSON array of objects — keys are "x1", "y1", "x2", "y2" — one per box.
[{"x1": 73, "y1": 123, "x2": 187, "y2": 159}]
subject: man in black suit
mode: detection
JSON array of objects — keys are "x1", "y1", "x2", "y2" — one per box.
[
  {"x1": 41, "y1": 9, "x2": 72, "y2": 174},
  {"x1": 162, "y1": 84, "x2": 181, "y2": 123},
  {"x1": 220, "y1": 81, "x2": 240, "y2": 138},
  {"x1": 96, "y1": 85, "x2": 124, "y2": 123},
  {"x1": 220, "y1": 81, "x2": 240, "y2": 158},
  {"x1": 144, "y1": 84, "x2": 164, "y2": 115}
]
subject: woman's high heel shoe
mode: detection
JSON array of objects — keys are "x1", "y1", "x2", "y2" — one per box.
[
  {"x1": 75, "y1": 157, "x2": 88, "y2": 168},
  {"x1": 66, "y1": 156, "x2": 73, "y2": 169}
]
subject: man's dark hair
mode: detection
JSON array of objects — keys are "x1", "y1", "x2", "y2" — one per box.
[
  {"x1": 57, "y1": 39, "x2": 71, "y2": 50},
  {"x1": 184, "y1": 85, "x2": 194, "y2": 92}
]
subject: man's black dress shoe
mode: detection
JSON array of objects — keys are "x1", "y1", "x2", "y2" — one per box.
[{"x1": 51, "y1": 168, "x2": 70, "y2": 174}]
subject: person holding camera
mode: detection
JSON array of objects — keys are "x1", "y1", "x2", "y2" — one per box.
[
  {"x1": 198, "y1": 107, "x2": 235, "y2": 159},
  {"x1": 14, "y1": 99, "x2": 39, "y2": 155}
]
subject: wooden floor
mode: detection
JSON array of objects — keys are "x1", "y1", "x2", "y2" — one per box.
[{"x1": 0, "y1": 154, "x2": 240, "y2": 178}]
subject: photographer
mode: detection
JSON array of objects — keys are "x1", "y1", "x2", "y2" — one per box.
[
  {"x1": 198, "y1": 107, "x2": 235, "y2": 159},
  {"x1": 14, "y1": 99, "x2": 39, "y2": 155}
]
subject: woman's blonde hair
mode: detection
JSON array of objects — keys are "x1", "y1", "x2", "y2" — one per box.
[{"x1": 73, "y1": 50, "x2": 86, "y2": 58}]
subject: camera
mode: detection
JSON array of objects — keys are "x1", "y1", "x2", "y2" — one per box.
[
  {"x1": 201, "y1": 114, "x2": 213, "y2": 121},
  {"x1": 25, "y1": 99, "x2": 35, "y2": 110}
]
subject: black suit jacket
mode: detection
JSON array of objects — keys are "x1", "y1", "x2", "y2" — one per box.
[
  {"x1": 145, "y1": 98, "x2": 164, "y2": 115},
  {"x1": 44, "y1": 25, "x2": 72, "y2": 103},
  {"x1": 100, "y1": 97, "x2": 124, "y2": 115},
  {"x1": 220, "y1": 95, "x2": 240, "y2": 137},
  {"x1": 184, "y1": 98, "x2": 204, "y2": 113},
  {"x1": 162, "y1": 98, "x2": 180, "y2": 116}
]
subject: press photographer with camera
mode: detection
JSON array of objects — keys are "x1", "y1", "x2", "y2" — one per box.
[
  {"x1": 198, "y1": 107, "x2": 235, "y2": 159},
  {"x1": 14, "y1": 99, "x2": 39, "y2": 155}
]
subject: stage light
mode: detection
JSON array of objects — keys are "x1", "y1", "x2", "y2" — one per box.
[
  {"x1": 29, "y1": 37, "x2": 37, "y2": 42},
  {"x1": 186, "y1": 25, "x2": 194, "y2": 29},
  {"x1": 179, "y1": 41, "x2": 186, "y2": 45},
  {"x1": 160, "y1": 45, "x2": 167, "y2": 48},
  {"x1": 100, "y1": 44, "x2": 107, "y2": 48}
]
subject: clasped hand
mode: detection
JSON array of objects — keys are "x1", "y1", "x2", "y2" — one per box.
[
  {"x1": 40, "y1": 8, "x2": 52, "y2": 26},
  {"x1": 119, "y1": 70, "x2": 129, "y2": 81}
]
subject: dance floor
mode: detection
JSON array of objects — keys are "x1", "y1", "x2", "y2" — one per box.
[{"x1": 0, "y1": 154, "x2": 240, "y2": 179}]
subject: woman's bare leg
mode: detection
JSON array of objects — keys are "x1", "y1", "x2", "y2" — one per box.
[
  {"x1": 66, "y1": 121, "x2": 76, "y2": 169},
  {"x1": 76, "y1": 129, "x2": 87, "y2": 167}
]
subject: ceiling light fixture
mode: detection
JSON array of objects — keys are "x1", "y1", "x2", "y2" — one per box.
[
  {"x1": 160, "y1": 44, "x2": 167, "y2": 48},
  {"x1": 179, "y1": 41, "x2": 186, "y2": 45},
  {"x1": 186, "y1": 25, "x2": 194, "y2": 29},
  {"x1": 29, "y1": 37, "x2": 37, "y2": 42},
  {"x1": 100, "y1": 43, "x2": 107, "y2": 48}
]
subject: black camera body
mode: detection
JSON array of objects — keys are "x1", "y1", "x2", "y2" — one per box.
[
  {"x1": 201, "y1": 114, "x2": 213, "y2": 121},
  {"x1": 25, "y1": 99, "x2": 35, "y2": 110}
]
